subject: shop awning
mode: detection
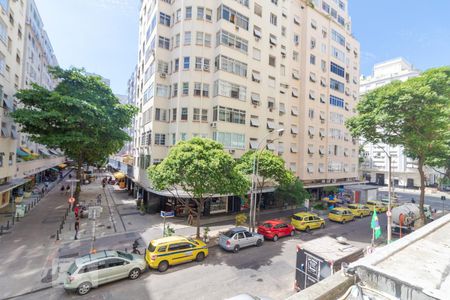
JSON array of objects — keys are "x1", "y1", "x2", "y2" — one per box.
[
  {"x1": 16, "y1": 148, "x2": 31, "y2": 157},
  {"x1": 39, "y1": 148, "x2": 52, "y2": 156},
  {"x1": 21, "y1": 147, "x2": 33, "y2": 155},
  {"x1": 58, "y1": 163, "x2": 67, "y2": 169},
  {"x1": 48, "y1": 149, "x2": 59, "y2": 155},
  {"x1": 50, "y1": 167, "x2": 59, "y2": 172},
  {"x1": 0, "y1": 178, "x2": 30, "y2": 194},
  {"x1": 113, "y1": 172, "x2": 126, "y2": 179}
]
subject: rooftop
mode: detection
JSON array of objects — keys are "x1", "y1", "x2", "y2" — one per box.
[{"x1": 297, "y1": 236, "x2": 363, "y2": 263}]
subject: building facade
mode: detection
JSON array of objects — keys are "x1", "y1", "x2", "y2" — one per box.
[
  {"x1": 359, "y1": 58, "x2": 441, "y2": 187},
  {"x1": 0, "y1": 0, "x2": 64, "y2": 209},
  {"x1": 126, "y1": 0, "x2": 360, "y2": 213}
]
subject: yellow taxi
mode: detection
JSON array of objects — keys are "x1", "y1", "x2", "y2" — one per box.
[
  {"x1": 365, "y1": 201, "x2": 388, "y2": 213},
  {"x1": 291, "y1": 212, "x2": 325, "y2": 232},
  {"x1": 328, "y1": 207, "x2": 354, "y2": 224},
  {"x1": 347, "y1": 204, "x2": 371, "y2": 218},
  {"x1": 145, "y1": 235, "x2": 208, "y2": 272}
]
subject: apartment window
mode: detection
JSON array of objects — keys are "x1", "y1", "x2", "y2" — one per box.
[
  {"x1": 338, "y1": 15, "x2": 345, "y2": 26},
  {"x1": 269, "y1": 34, "x2": 277, "y2": 46},
  {"x1": 271, "y1": 0, "x2": 278, "y2": 5},
  {"x1": 322, "y1": 1, "x2": 330, "y2": 13},
  {"x1": 174, "y1": 34, "x2": 180, "y2": 47},
  {"x1": 281, "y1": 26, "x2": 286, "y2": 37},
  {"x1": 252, "y1": 70, "x2": 261, "y2": 83},
  {"x1": 280, "y1": 65, "x2": 285, "y2": 76},
  {"x1": 308, "y1": 109, "x2": 314, "y2": 119},
  {"x1": 294, "y1": 15, "x2": 300, "y2": 25},
  {"x1": 201, "y1": 109, "x2": 208, "y2": 122},
  {"x1": 172, "y1": 108, "x2": 177, "y2": 121},
  {"x1": 213, "y1": 132, "x2": 245, "y2": 149},
  {"x1": 216, "y1": 30, "x2": 248, "y2": 53},
  {"x1": 310, "y1": 38, "x2": 316, "y2": 49},
  {"x1": 253, "y1": 26, "x2": 262, "y2": 39},
  {"x1": 311, "y1": 19, "x2": 317, "y2": 29},
  {"x1": 156, "y1": 84, "x2": 170, "y2": 98},
  {"x1": 185, "y1": 6, "x2": 192, "y2": 19},
  {"x1": 0, "y1": 21, "x2": 7, "y2": 44},
  {"x1": 330, "y1": 95, "x2": 344, "y2": 108},
  {"x1": 180, "y1": 108, "x2": 188, "y2": 121},
  {"x1": 251, "y1": 93, "x2": 260, "y2": 105},
  {"x1": 194, "y1": 82, "x2": 202, "y2": 96},
  {"x1": 269, "y1": 55, "x2": 276, "y2": 67},
  {"x1": 158, "y1": 60, "x2": 169, "y2": 74},
  {"x1": 183, "y1": 57, "x2": 190, "y2": 70},
  {"x1": 250, "y1": 116, "x2": 259, "y2": 127},
  {"x1": 292, "y1": 88, "x2": 299, "y2": 98},
  {"x1": 254, "y1": 3, "x2": 262, "y2": 17},
  {"x1": 293, "y1": 51, "x2": 299, "y2": 61},
  {"x1": 331, "y1": 46, "x2": 345, "y2": 62},
  {"x1": 268, "y1": 76, "x2": 275, "y2": 88},
  {"x1": 217, "y1": 5, "x2": 249, "y2": 30},
  {"x1": 172, "y1": 83, "x2": 178, "y2": 97},
  {"x1": 310, "y1": 54, "x2": 316, "y2": 65},
  {"x1": 268, "y1": 97, "x2": 275, "y2": 109},
  {"x1": 195, "y1": 57, "x2": 210, "y2": 70},
  {"x1": 202, "y1": 84, "x2": 209, "y2": 97},
  {"x1": 159, "y1": 12, "x2": 171, "y2": 26},
  {"x1": 174, "y1": 58, "x2": 179, "y2": 72},
  {"x1": 330, "y1": 79, "x2": 345, "y2": 93},
  {"x1": 205, "y1": 8, "x2": 212, "y2": 21},
  {"x1": 270, "y1": 13, "x2": 277, "y2": 26},
  {"x1": 214, "y1": 79, "x2": 247, "y2": 101},
  {"x1": 321, "y1": 60, "x2": 327, "y2": 72},
  {"x1": 331, "y1": 62, "x2": 345, "y2": 77},
  {"x1": 213, "y1": 106, "x2": 246, "y2": 124},
  {"x1": 197, "y1": 7, "x2": 204, "y2": 19},
  {"x1": 193, "y1": 108, "x2": 201, "y2": 121},
  {"x1": 215, "y1": 55, "x2": 247, "y2": 77},
  {"x1": 204, "y1": 33, "x2": 211, "y2": 47},
  {"x1": 294, "y1": 34, "x2": 299, "y2": 45},
  {"x1": 332, "y1": 29, "x2": 346, "y2": 46},
  {"x1": 184, "y1": 31, "x2": 191, "y2": 45},
  {"x1": 196, "y1": 32, "x2": 204, "y2": 45},
  {"x1": 279, "y1": 103, "x2": 286, "y2": 114},
  {"x1": 158, "y1": 36, "x2": 170, "y2": 49},
  {"x1": 253, "y1": 47, "x2": 261, "y2": 61},
  {"x1": 176, "y1": 9, "x2": 181, "y2": 21},
  {"x1": 182, "y1": 82, "x2": 189, "y2": 95},
  {"x1": 155, "y1": 134, "x2": 166, "y2": 145}
]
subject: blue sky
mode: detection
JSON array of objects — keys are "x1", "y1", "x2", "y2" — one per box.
[{"x1": 35, "y1": 0, "x2": 449, "y2": 94}]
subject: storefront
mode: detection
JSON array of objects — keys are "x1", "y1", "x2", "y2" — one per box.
[{"x1": 207, "y1": 197, "x2": 228, "y2": 215}]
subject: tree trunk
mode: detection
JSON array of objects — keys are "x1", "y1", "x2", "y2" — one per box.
[
  {"x1": 416, "y1": 156, "x2": 426, "y2": 228},
  {"x1": 256, "y1": 178, "x2": 265, "y2": 226},
  {"x1": 196, "y1": 200, "x2": 204, "y2": 239},
  {"x1": 75, "y1": 152, "x2": 83, "y2": 202}
]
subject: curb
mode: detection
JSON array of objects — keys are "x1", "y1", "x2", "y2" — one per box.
[{"x1": 1, "y1": 284, "x2": 53, "y2": 300}]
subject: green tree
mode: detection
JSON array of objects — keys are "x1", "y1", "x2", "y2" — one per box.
[
  {"x1": 275, "y1": 178, "x2": 309, "y2": 207},
  {"x1": 148, "y1": 137, "x2": 249, "y2": 238},
  {"x1": 237, "y1": 150, "x2": 294, "y2": 224},
  {"x1": 346, "y1": 67, "x2": 450, "y2": 226},
  {"x1": 11, "y1": 67, "x2": 137, "y2": 199}
]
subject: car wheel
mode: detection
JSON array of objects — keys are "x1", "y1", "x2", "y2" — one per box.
[
  {"x1": 290, "y1": 230, "x2": 295, "y2": 236},
  {"x1": 305, "y1": 226, "x2": 310, "y2": 233},
  {"x1": 129, "y1": 268, "x2": 141, "y2": 280},
  {"x1": 77, "y1": 282, "x2": 92, "y2": 295},
  {"x1": 360, "y1": 214, "x2": 364, "y2": 219},
  {"x1": 158, "y1": 261, "x2": 169, "y2": 272},
  {"x1": 273, "y1": 235, "x2": 279, "y2": 242},
  {"x1": 196, "y1": 252, "x2": 205, "y2": 262},
  {"x1": 320, "y1": 223, "x2": 325, "y2": 229},
  {"x1": 342, "y1": 220, "x2": 346, "y2": 224},
  {"x1": 256, "y1": 239, "x2": 263, "y2": 247},
  {"x1": 233, "y1": 245, "x2": 240, "y2": 253}
]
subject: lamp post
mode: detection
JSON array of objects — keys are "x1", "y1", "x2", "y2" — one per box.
[
  {"x1": 249, "y1": 128, "x2": 284, "y2": 232},
  {"x1": 375, "y1": 145, "x2": 392, "y2": 243}
]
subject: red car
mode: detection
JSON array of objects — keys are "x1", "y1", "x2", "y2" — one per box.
[{"x1": 257, "y1": 220, "x2": 295, "y2": 241}]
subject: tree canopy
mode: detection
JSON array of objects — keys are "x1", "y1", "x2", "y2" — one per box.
[
  {"x1": 275, "y1": 178, "x2": 309, "y2": 207},
  {"x1": 148, "y1": 137, "x2": 250, "y2": 237},
  {"x1": 346, "y1": 66, "x2": 450, "y2": 224},
  {"x1": 12, "y1": 67, "x2": 137, "y2": 197}
]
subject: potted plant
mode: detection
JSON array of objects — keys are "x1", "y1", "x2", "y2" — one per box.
[
  {"x1": 164, "y1": 224, "x2": 175, "y2": 237},
  {"x1": 136, "y1": 198, "x2": 142, "y2": 209},
  {"x1": 203, "y1": 226, "x2": 210, "y2": 243},
  {"x1": 235, "y1": 213, "x2": 247, "y2": 226},
  {"x1": 139, "y1": 202, "x2": 146, "y2": 215}
]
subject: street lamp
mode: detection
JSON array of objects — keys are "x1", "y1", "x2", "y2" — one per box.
[{"x1": 249, "y1": 128, "x2": 284, "y2": 232}]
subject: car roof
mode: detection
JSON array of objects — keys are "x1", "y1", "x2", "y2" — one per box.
[
  {"x1": 75, "y1": 250, "x2": 118, "y2": 266},
  {"x1": 293, "y1": 212, "x2": 317, "y2": 217},
  {"x1": 229, "y1": 227, "x2": 248, "y2": 233},
  {"x1": 333, "y1": 207, "x2": 348, "y2": 211},
  {"x1": 151, "y1": 235, "x2": 188, "y2": 246},
  {"x1": 262, "y1": 219, "x2": 283, "y2": 225}
]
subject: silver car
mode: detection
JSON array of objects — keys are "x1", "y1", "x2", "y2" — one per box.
[
  {"x1": 64, "y1": 250, "x2": 147, "y2": 295},
  {"x1": 219, "y1": 227, "x2": 264, "y2": 253}
]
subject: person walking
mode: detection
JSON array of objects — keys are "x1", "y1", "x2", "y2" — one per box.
[
  {"x1": 74, "y1": 218, "x2": 80, "y2": 240},
  {"x1": 65, "y1": 185, "x2": 70, "y2": 195},
  {"x1": 60, "y1": 185, "x2": 65, "y2": 194},
  {"x1": 96, "y1": 194, "x2": 102, "y2": 205},
  {"x1": 74, "y1": 204, "x2": 80, "y2": 218}
]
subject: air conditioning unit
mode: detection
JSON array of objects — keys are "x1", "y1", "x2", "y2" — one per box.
[
  {"x1": 159, "y1": 73, "x2": 166, "y2": 78},
  {"x1": 203, "y1": 65, "x2": 209, "y2": 71},
  {"x1": 210, "y1": 122, "x2": 217, "y2": 128},
  {"x1": 235, "y1": 25, "x2": 239, "y2": 31}
]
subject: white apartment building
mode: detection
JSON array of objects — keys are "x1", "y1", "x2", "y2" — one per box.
[
  {"x1": 126, "y1": 0, "x2": 360, "y2": 214},
  {"x1": 360, "y1": 58, "x2": 441, "y2": 187},
  {"x1": 0, "y1": 0, "x2": 64, "y2": 209}
]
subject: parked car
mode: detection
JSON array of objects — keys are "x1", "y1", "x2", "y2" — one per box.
[
  {"x1": 291, "y1": 212, "x2": 325, "y2": 232},
  {"x1": 64, "y1": 250, "x2": 146, "y2": 295},
  {"x1": 257, "y1": 220, "x2": 295, "y2": 241},
  {"x1": 145, "y1": 236, "x2": 208, "y2": 272},
  {"x1": 365, "y1": 201, "x2": 388, "y2": 213},
  {"x1": 328, "y1": 207, "x2": 355, "y2": 223},
  {"x1": 219, "y1": 227, "x2": 264, "y2": 253},
  {"x1": 347, "y1": 204, "x2": 371, "y2": 218}
]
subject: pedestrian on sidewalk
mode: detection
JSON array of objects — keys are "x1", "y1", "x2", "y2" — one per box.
[
  {"x1": 74, "y1": 204, "x2": 80, "y2": 218},
  {"x1": 65, "y1": 185, "x2": 71, "y2": 195},
  {"x1": 96, "y1": 194, "x2": 102, "y2": 205},
  {"x1": 74, "y1": 217, "x2": 80, "y2": 240},
  {"x1": 60, "y1": 185, "x2": 65, "y2": 194},
  {"x1": 69, "y1": 174, "x2": 72, "y2": 179}
]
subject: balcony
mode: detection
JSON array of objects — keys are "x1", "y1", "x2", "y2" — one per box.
[{"x1": 14, "y1": 156, "x2": 66, "y2": 179}]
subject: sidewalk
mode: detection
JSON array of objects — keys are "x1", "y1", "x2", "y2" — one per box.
[{"x1": 0, "y1": 169, "x2": 73, "y2": 300}]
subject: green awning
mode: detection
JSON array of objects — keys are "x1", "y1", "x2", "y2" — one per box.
[
  {"x1": 16, "y1": 148, "x2": 31, "y2": 157},
  {"x1": 50, "y1": 168, "x2": 59, "y2": 172}
]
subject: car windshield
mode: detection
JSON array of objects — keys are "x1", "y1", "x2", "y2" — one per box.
[
  {"x1": 67, "y1": 262, "x2": 78, "y2": 275},
  {"x1": 262, "y1": 223, "x2": 272, "y2": 228},
  {"x1": 187, "y1": 237, "x2": 199, "y2": 245},
  {"x1": 292, "y1": 215, "x2": 303, "y2": 221},
  {"x1": 117, "y1": 250, "x2": 133, "y2": 260},
  {"x1": 348, "y1": 205, "x2": 356, "y2": 209},
  {"x1": 330, "y1": 210, "x2": 342, "y2": 215},
  {"x1": 222, "y1": 230, "x2": 235, "y2": 238},
  {"x1": 148, "y1": 242, "x2": 157, "y2": 252}
]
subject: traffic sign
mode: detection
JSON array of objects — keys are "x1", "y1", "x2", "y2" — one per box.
[
  {"x1": 68, "y1": 197, "x2": 75, "y2": 204},
  {"x1": 160, "y1": 211, "x2": 175, "y2": 218},
  {"x1": 441, "y1": 196, "x2": 446, "y2": 201},
  {"x1": 386, "y1": 211, "x2": 392, "y2": 217}
]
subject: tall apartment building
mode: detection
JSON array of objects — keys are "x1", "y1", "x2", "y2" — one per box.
[
  {"x1": 127, "y1": 0, "x2": 360, "y2": 214},
  {"x1": 360, "y1": 58, "x2": 442, "y2": 187},
  {"x1": 0, "y1": 0, "x2": 64, "y2": 209}
]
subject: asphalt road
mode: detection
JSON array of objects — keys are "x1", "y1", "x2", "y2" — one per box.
[
  {"x1": 378, "y1": 190, "x2": 450, "y2": 211},
  {"x1": 17, "y1": 214, "x2": 381, "y2": 300}
]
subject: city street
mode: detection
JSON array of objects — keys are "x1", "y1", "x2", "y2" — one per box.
[
  {"x1": 378, "y1": 188, "x2": 450, "y2": 211},
  {"x1": 16, "y1": 213, "x2": 382, "y2": 300}
]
